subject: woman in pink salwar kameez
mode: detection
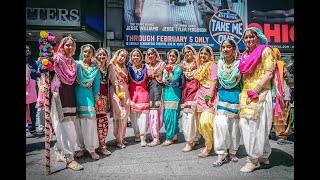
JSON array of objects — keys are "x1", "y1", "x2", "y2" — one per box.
[
  {"x1": 108, "y1": 49, "x2": 130, "y2": 149},
  {"x1": 145, "y1": 48, "x2": 166, "y2": 147}
]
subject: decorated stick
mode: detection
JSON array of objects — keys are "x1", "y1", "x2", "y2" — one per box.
[{"x1": 36, "y1": 31, "x2": 56, "y2": 175}]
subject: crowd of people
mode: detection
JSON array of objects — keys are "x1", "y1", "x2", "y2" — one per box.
[{"x1": 26, "y1": 27, "x2": 294, "y2": 172}]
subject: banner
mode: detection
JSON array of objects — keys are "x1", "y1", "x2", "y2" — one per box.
[
  {"x1": 247, "y1": 0, "x2": 294, "y2": 49},
  {"x1": 124, "y1": 0, "x2": 247, "y2": 50}
]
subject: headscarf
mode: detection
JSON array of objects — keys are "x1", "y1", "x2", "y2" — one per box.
[
  {"x1": 94, "y1": 47, "x2": 110, "y2": 67},
  {"x1": 145, "y1": 48, "x2": 162, "y2": 64},
  {"x1": 182, "y1": 45, "x2": 197, "y2": 61},
  {"x1": 273, "y1": 47, "x2": 281, "y2": 60},
  {"x1": 51, "y1": 37, "x2": 77, "y2": 93},
  {"x1": 219, "y1": 38, "x2": 240, "y2": 61},
  {"x1": 110, "y1": 49, "x2": 128, "y2": 65},
  {"x1": 127, "y1": 48, "x2": 147, "y2": 82},
  {"x1": 167, "y1": 49, "x2": 181, "y2": 65},
  {"x1": 76, "y1": 44, "x2": 99, "y2": 87},
  {"x1": 197, "y1": 45, "x2": 215, "y2": 64},
  {"x1": 218, "y1": 38, "x2": 241, "y2": 89},
  {"x1": 129, "y1": 48, "x2": 144, "y2": 65},
  {"x1": 239, "y1": 27, "x2": 271, "y2": 74},
  {"x1": 79, "y1": 44, "x2": 96, "y2": 61},
  {"x1": 145, "y1": 48, "x2": 165, "y2": 75},
  {"x1": 56, "y1": 36, "x2": 76, "y2": 55},
  {"x1": 243, "y1": 27, "x2": 268, "y2": 45}
]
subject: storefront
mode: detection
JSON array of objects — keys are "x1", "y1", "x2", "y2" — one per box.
[{"x1": 26, "y1": 0, "x2": 104, "y2": 59}]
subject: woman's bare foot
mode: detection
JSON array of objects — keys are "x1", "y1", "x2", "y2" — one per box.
[
  {"x1": 90, "y1": 152, "x2": 100, "y2": 160},
  {"x1": 147, "y1": 139, "x2": 160, "y2": 147}
]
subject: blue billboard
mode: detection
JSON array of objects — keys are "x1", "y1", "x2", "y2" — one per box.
[{"x1": 124, "y1": 0, "x2": 246, "y2": 50}]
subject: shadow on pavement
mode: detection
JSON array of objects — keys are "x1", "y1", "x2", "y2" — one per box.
[{"x1": 26, "y1": 140, "x2": 56, "y2": 153}]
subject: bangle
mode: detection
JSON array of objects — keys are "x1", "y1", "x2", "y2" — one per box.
[
  {"x1": 253, "y1": 84, "x2": 262, "y2": 94},
  {"x1": 204, "y1": 95, "x2": 212, "y2": 101}
]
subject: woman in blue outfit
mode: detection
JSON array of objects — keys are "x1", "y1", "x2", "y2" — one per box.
[
  {"x1": 74, "y1": 44, "x2": 101, "y2": 161},
  {"x1": 161, "y1": 49, "x2": 183, "y2": 147}
]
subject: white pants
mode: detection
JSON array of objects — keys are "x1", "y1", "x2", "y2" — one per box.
[
  {"x1": 50, "y1": 97, "x2": 77, "y2": 161},
  {"x1": 74, "y1": 118, "x2": 99, "y2": 153},
  {"x1": 181, "y1": 111, "x2": 200, "y2": 143},
  {"x1": 239, "y1": 90, "x2": 273, "y2": 163},
  {"x1": 214, "y1": 114, "x2": 240, "y2": 157},
  {"x1": 130, "y1": 111, "x2": 148, "y2": 137}
]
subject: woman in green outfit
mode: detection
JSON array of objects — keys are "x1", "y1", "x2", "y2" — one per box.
[{"x1": 161, "y1": 49, "x2": 184, "y2": 147}]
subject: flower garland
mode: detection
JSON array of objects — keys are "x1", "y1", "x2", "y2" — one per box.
[{"x1": 37, "y1": 31, "x2": 56, "y2": 72}]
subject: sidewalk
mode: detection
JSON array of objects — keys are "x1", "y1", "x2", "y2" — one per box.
[{"x1": 26, "y1": 119, "x2": 294, "y2": 180}]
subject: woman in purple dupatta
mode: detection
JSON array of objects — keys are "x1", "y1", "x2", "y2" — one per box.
[
  {"x1": 50, "y1": 36, "x2": 83, "y2": 171},
  {"x1": 237, "y1": 27, "x2": 282, "y2": 173}
]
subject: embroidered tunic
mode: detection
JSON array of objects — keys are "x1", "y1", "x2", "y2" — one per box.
[
  {"x1": 217, "y1": 59, "x2": 242, "y2": 119},
  {"x1": 239, "y1": 47, "x2": 275, "y2": 120},
  {"x1": 75, "y1": 61, "x2": 101, "y2": 120},
  {"x1": 128, "y1": 62, "x2": 149, "y2": 112},
  {"x1": 147, "y1": 61, "x2": 166, "y2": 109},
  {"x1": 194, "y1": 61, "x2": 218, "y2": 113},
  {"x1": 180, "y1": 60, "x2": 198, "y2": 113}
]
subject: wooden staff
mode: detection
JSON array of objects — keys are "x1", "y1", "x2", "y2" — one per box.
[{"x1": 43, "y1": 72, "x2": 51, "y2": 175}]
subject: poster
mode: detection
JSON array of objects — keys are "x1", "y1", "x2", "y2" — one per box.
[
  {"x1": 124, "y1": 0, "x2": 247, "y2": 50},
  {"x1": 247, "y1": 0, "x2": 294, "y2": 49}
]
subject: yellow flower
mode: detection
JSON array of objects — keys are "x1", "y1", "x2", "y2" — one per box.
[
  {"x1": 117, "y1": 92, "x2": 125, "y2": 99},
  {"x1": 39, "y1": 85, "x2": 44, "y2": 93},
  {"x1": 40, "y1": 31, "x2": 48, "y2": 39},
  {"x1": 42, "y1": 59, "x2": 49, "y2": 65}
]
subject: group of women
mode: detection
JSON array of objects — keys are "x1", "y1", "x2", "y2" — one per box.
[{"x1": 31, "y1": 27, "x2": 283, "y2": 173}]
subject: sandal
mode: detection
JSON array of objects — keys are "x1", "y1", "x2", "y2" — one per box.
[
  {"x1": 212, "y1": 157, "x2": 228, "y2": 167},
  {"x1": 90, "y1": 152, "x2": 100, "y2": 160},
  {"x1": 198, "y1": 148, "x2": 210, "y2": 158},
  {"x1": 161, "y1": 140, "x2": 174, "y2": 147},
  {"x1": 99, "y1": 148, "x2": 112, "y2": 156},
  {"x1": 75, "y1": 150, "x2": 87, "y2": 158},
  {"x1": 116, "y1": 143, "x2": 126, "y2": 149},
  {"x1": 141, "y1": 140, "x2": 147, "y2": 147},
  {"x1": 147, "y1": 140, "x2": 160, "y2": 147},
  {"x1": 66, "y1": 160, "x2": 84, "y2": 171},
  {"x1": 240, "y1": 162, "x2": 258, "y2": 173},
  {"x1": 182, "y1": 143, "x2": 193, "y2": 152},
  {"x1": 228, "y1": 155, "x2": 238, "y2": 163},
  {"x1": 56, "y1": 154, "x2": 66, "y2": 162}
]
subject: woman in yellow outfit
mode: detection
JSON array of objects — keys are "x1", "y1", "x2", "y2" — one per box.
[{"x1": 194, "y1": 46, "x2": 218, "y2": 157}]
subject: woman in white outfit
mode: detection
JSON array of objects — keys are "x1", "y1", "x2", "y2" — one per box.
[
  {"x1": 238, "y1": 27, "x2": 280, "y2": 173},
  {"x1": 213, "y1": 38, "x2": 241, "y2": 167}
]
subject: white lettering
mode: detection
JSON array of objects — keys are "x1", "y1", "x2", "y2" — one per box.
[
  {"x1": 70, "y1": 9, "x2": 79, "y2": 21},
  {"x1": 26, "y1": 7, "x2": 80, "y2": 26}
]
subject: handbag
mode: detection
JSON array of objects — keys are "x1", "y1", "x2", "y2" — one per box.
[{"x1": 26, "y1": 79, "x2": 37, "y2": 104}]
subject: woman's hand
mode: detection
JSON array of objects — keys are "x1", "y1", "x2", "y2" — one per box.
[{"x1": 246, "y1": 96, "x2": 253, "y2": 105}]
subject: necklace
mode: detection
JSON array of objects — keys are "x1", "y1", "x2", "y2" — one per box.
[
  {"x1": 223, "y1": 60, "x2": 235, "y2": 79},
  {"x1": 132, "y1": 65, "x2": 143, "y2": 79},
  {"x1": 114, "y1": 63, "x2": 128, "y2": 82},
  {"x1": 182, "y1": 60, "x2": 196, "y2": 79}
]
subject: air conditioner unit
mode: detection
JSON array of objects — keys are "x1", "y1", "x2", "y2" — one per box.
[{"x1": 107, "y1": 32, "x2": 114, "y2": 40}]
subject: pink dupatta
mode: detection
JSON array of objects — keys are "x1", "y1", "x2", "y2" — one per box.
[
  {"x1": 239, "y1": 45, "x2": 284, "y2": 116},
  {"x1": 51, "y1": 38, "x2": 77, "y2": 93}
]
